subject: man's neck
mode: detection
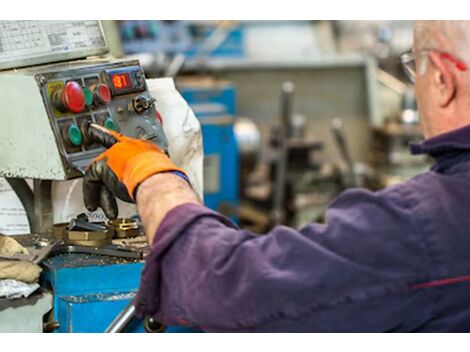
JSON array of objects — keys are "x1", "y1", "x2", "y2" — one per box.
[{"x1": 425, "y1": 109, "x2": 470, "y2": 139}]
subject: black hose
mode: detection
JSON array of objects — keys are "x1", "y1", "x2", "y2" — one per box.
[{"x1": 5, "y1": 178, "x2": 34, "y2": 232}]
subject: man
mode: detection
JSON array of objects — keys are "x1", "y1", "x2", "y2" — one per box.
[{"x1": 83, "y1": 21, "x2": 470, "y2": 332}]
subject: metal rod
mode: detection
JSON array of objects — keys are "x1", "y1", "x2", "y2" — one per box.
[
  {"x1": 330, "y1": 118, "x2": 356, "y2": 187},
  {"x1": 271, "y1": 82, "x2": 294, "y2": 225},
  {"x1": 105, "y1": 302, "x2": 136, "y2": 333}
]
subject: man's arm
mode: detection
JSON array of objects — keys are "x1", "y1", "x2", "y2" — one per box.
[
  {"x1": 133, "y1": 186, "x2": 430, "y2": 332},
  {"x1": 136, "y1": 173, "x2": 200, "y2": 244},
  {"x1": 83, "y1": 125, "x2": 430, "y2": 332}
]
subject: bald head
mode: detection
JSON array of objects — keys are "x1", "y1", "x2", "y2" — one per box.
[{"x1": 414, "y1": 21, "x2": 470, "y2": 63}]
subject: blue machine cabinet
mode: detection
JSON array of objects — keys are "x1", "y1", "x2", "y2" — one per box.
[
  {"x1": 177, "y1": 80, "x2": 239, "y2": 221},
  {"x1": 119, "y1": 21, "x2": 245, "y2": 58},
  {"x1": 41, "y1": 254, "x2": 194, "y2": 333}
]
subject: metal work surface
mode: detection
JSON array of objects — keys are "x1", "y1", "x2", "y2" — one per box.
[{"x1": 43, "y1": 252, "x2": 142, "y2": 269}]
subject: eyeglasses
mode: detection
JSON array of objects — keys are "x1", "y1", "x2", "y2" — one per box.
[{"x1": 400, "y1": 49, "x2": 468, "y2": 84}]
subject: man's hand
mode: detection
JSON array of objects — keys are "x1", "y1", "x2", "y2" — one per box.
[{"x1": 83, "y1": 124, "x2": 187, "y2": 219}]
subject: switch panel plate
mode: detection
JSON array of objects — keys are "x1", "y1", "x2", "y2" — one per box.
[{"x1": 35, "y1": 60, "x2": 169, "y2": 178}]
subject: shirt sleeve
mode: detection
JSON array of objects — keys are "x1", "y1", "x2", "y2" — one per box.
[{"x1": 134, "y1": 185, "x2": 430, "y2": 332}]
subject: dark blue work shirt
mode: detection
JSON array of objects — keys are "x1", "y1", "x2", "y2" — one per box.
[{"x1": 135, "y1": 124, "x2": 470, "y2": 332}]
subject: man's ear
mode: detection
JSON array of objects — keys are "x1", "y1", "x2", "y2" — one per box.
[{"x1": 428, "y1": 51, "x2": 456, "y2": 107}]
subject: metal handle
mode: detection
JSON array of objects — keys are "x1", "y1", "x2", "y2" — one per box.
[{"x1": 105, "y1": 302, "x2": 136, "y2": 333}]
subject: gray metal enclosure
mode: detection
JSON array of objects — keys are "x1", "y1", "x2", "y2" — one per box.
[{"x1": 192, "y1": 55, "x2": 379, "y2": 164}]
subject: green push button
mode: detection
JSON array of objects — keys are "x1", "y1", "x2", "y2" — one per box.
[
  {"x1": 68, "y1": 124, "x2": 83, "y2": 146},
  {"x1": 83, "y1": 86, "x2": 93, "y2": 106},
  {"x1": 104, "y1": 118, "x2": 119, "y2": 132}
]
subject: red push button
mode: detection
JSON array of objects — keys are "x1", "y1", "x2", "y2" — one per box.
[
  {"x1": 94, "y1": 83, "x2": 112, "y2": 105},
  {"x1": 61, "y1": 81, "x2": 86, "y2": 113}
]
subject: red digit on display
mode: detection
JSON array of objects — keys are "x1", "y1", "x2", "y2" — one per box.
[
  {"x1": 121, "y1": 74, "x2": 129, "y2": 88},
  {"x1": 112, "y1": 73, "x2": 131, "y2": 90},
  {"x1": 113, "y1": 75, "x2": 123, "y2": 89}
]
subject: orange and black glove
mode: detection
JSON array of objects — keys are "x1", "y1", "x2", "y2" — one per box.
[{"x1": 83, "y1": 124, "x2": 188, "y2": 219}]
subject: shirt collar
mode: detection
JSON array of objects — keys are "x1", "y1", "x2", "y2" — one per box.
[{"x1": 410, "y1": 123, "x2": 470, "y2": 170}]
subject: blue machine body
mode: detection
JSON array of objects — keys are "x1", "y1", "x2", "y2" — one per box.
[
  {"x1": 178, "y1": 81, "x2": 239, "y2": 220},
  {"x1": 41, "y1": 254, "x2": 194, "y2": 333},
  {"x1": 119, "y1": 21, "x2": 245, "y2": 58}
]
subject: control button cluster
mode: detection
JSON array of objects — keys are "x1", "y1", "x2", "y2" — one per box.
[
  {"x1": 49, "y1": 71, "x2": 152, "y2": 155},
  {"x1": 52, "y1": 80, "x2": 112, "y2": 114}
]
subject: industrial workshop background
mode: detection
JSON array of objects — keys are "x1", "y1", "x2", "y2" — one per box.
[{"x1": 0, "y1": 20, "x2": 425, "y2": 333}]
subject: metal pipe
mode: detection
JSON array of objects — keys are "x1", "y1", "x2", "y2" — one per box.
[
  {"x1": 330, "y1": 118, "x2": 356, "y2": 187},
  {"x1": 105, "y1": 302, "x2": 136, "y2": 333},
  {"x1": 271, "y1": 82, "x2": 294, "y2": 225}
]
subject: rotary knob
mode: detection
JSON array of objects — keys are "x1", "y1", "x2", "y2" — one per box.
[
  {"x1": 131, "y1": 95, "x2": 156, "y2": 114},
  {"x1": 52, "y1": 81, "x2": 86, "y2": 113}
]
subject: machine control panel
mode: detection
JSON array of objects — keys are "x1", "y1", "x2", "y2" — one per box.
[{"x1": 35, "y1": 60, "x2": 168, "y2": 177}]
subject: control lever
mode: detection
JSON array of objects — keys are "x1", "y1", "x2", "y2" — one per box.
[{"x1": 330, "y1": 118, "x2": 357, "y2": 187}]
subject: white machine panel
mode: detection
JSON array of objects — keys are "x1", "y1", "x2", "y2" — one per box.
[{"x1": 0, "y1": 21, "x2": 108, "y2": 70}]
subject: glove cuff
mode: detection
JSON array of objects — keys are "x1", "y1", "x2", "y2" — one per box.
[{"x1": 169, "y1": 170, "x2": 191, "y2": 184}]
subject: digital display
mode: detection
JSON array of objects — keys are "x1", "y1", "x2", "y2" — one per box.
[{"x1": 111, "y1": 73, "x2": 132, "y2": 90}]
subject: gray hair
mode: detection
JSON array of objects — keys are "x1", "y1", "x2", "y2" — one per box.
[{"x1": 415, "y1": 21, "x2": 470, "y2": 63}]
